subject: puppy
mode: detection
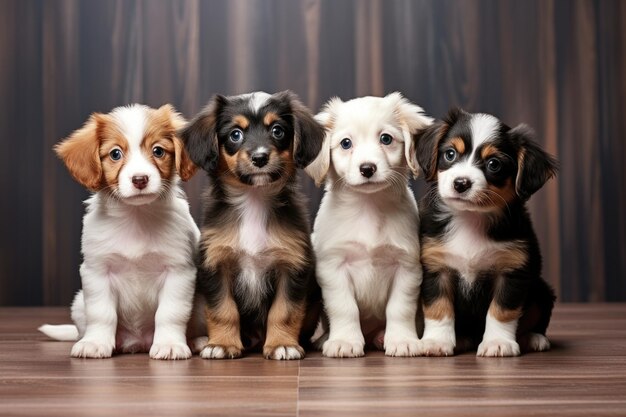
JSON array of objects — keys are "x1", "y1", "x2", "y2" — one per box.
[
  {"x1": 180, "y1": 91, "x2": 325, "y2": 360},
  {"x1": 416, "y1": 108, "x2": 557, "y2": 357},
  {"x1": 306, "y1": 93, "x2": 432, "y2": 357},
  {"x1": 39, "y1": 104, "x2": 200, "y2": 359}
]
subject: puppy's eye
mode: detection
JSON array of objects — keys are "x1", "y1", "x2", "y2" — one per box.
[
  {"x1": 152, "y1": 146, "x2": 165, "y2": 158},
  {"x1": 230, "y1": 129, "x2": 244, "y2": 142},
  {"x1": 380, "y1": 134, "x2": 393, "y2": 145},
  {"x1": 109, "y1": 148, "x2": 123, "y2": 161},
  {"x1": 487, "y1": 158, "x2": 502, "y2": 173},
  {"x1": 340, "y1": 138, "x2": 352, "y2": 150},
  {"x1": 271, "y1": 125, "x2": 285, "y2": 140},
  {"x1": 444, "y1": 149, "x2": 457, "y2": 162}
]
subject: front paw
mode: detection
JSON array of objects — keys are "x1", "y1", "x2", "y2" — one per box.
[
  {"x1": 263, "y1": 345, "x2": 305, "y2": 360},
  {"x1": 199, "y1": 344, "x2": 242, "y2": 359},
  {"x1": 384, "y1": 337, "x2": 420, "y2": 357},
  {"x1": 322, "y1": 339, "x2": 365, "y2": 358},
  {"x1": 419, "y1": 338, "x2": 455, "y2": 357},
  {"x1": 149, "y1": 342, "x2": 192, "y2": 360},
  {"x1": 477, "y1": 338, "x2": 520, "y2": 357},
  {"x1": 71, "y1": 340, "x2": 114, "y2": 359}
]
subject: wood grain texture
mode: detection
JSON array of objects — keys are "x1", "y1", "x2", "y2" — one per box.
[
  {"x1": 1, "y1": 304, "x2": 625, "y2": 416},
  {"x1": 1, "y1": 0, "x2": 625, "y2": 303}
]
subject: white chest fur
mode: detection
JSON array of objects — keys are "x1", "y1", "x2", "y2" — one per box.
[{"x1": 235, "y1": 189, "x2": 269, "y2": 255}]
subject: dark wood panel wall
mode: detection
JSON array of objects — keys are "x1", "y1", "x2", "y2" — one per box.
[{"x1": 1, "y1": 0, "x2": 624, "y2": 305}]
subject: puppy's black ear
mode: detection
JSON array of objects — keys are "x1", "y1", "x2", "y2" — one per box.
[
  {"x1": 510, "y1": 124, "x2": 558, "y2": 200},
  {"x1": 275, "y1": 90, "x2": 325, "y2": 169},
  {"x1": 415, "y1": 121, "x2": 447, "y2": 182},
  {"x1": 178, "y1": 95, "x2": 226, "y2": 173}
]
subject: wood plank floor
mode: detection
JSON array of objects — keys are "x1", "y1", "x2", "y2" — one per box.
[{"x1": 1, "y1": 304, "x2": 625, "y2": 416}]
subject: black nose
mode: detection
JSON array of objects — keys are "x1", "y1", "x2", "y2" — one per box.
[
  {"x1": 360, "y1": 163, "x2": 377, "y2": 178},
  {"x1": 132, "y1": 175, "x2": 149, "y2": 190},
  {"x1": 453, "y1": 177, "x2": 472, "y2": 193},
  {"x1": 251, "y1": 151, "x2": 269, "y2": 168}
]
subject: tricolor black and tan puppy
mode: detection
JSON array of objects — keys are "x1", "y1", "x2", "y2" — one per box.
[
  {"x1": 416, "y1": 108, "x2": 557, "y2": 357},
  {"x1": 39, "y1": 104, "x2": 199, "y2": 359},
  {"x1": 181, "y1": 91, "x2": 324, "y2": 360},
  {"x1": 306, "y1": 93, "x2": 432, "y2": 357}
]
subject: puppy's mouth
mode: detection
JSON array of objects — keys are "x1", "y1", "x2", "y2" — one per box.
[
  {"x1": 346, "y1": 179, "x2": 390, "y2": 194},
  {"x1": 441, "y1": 195, "x2": 499, "y2": 213},
  {"x1": 121, "y1": 193, "x2": 160, "y2": 206},
  {"x1": 238, "y1": 171, "x2": 283, "y2": 187}
]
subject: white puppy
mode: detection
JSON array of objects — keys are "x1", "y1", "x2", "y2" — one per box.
[
  {"x1": 39, "y1": 104, "x2": 200, "y2": 360},
  {"x1": 307, "y1": 93, "x2": 432, "y2": 357}
]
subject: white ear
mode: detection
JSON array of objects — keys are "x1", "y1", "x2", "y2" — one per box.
[
  {"x1": 304, "y1": 97, "x2": 342, "y2": 186},
  {"x1": 386, "y1": 92, "x2": 433, "y2": 178}
]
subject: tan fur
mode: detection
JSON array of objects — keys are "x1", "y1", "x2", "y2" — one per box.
[
  {"x1": 423, "y1": 297, "x2": 454, "y2": 321},
  {"x1": 263, "y1": 112, "x2": 280, "y2": 126},
  {"x1": 54, "y1": 114, "x2": 107, "y2": 191},
  {"x1": 201, "y1": 223, "x2": 240, "y2": 271},
  {"x1": 233, "y1": 115, "x2": 250, "y2": 129},
  {"x1": 481, "y1": 144, "x2": 499, "y2": 160},
  {"x1": 482, "y1": 178, "x2": 517, "y2": 208},
  {"x1": 263, "y1": 280, "x2": 306, "y2": 358},
  {"x1": 489, "y1": 303, "x2": 522, "y2": 323},
  {"x1": 421, "y1": 237, "x2": 451, "y2": 272},
  {"x1": 204, "y1": 297, "x2": 244, "y2": 358},
  {"x1": 450, "y1": 137, "x2": 466, "y2": 154}
]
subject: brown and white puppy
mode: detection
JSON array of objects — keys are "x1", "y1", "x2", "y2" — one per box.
[
  {"x1": 181, "y1": 91, "x2": 325, "y2": 360},
  {"x1": 39, "y1": 104, "x2": 200, "y2": 360},
  {"x1": 416, "y1": 108, "x2": 557, "y2": 357}
]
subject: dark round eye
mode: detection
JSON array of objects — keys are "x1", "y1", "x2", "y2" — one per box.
[
  {"x1": 230, "y1": 129, "x2": 244, "y2": 142},
  {"x1": 487, "y1": 158, "x2": 502, "y2": 173},
  {"x1": 340, "y1": 138, "x2": 352, "y2": 150},
  {"x1": 444, "y1": 149, "x2": 457, "y2": 162},
  {"x1": 380, "y1": 133, "x2": 393, "y2": 145},
  {"x1": 152, "y1": 146, "x2": 165, "y2": 158},
  {"x1": 109, "y1": 148, "x2": 123, "y2": 161},
  {"x1": 271, "y1": 125, "x2": 285, "y2": 140}
]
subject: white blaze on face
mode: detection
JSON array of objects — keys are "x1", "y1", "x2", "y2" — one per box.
[{"x1": 110, "y1": 105, "x2": 163, "y2": 202}]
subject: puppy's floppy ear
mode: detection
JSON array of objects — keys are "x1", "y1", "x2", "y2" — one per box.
[
  {"x1": 54, "y1": 114, "x2": 107, "y2": 191},
  {"x1": 275, "y1": 90, "x2": 326, "y2": 169},
  {"x1": 178, "y1": 95, "x2": 226, "y2": 173},
  {"x1": 385, "y1": 92, "x2": 433, "y2": 178},
  {"x1": 510, "y1": 124, "x2": 558, "y2": 200},
  {"x1": 415, "y1": 107, "x2": 463, "y2": 181},
  {"x1": 156, "y1": 104, "x2": 198, "y2": 182},
  {"x1": 304, "y1": 97, "x2": 342, "y2": 186}
]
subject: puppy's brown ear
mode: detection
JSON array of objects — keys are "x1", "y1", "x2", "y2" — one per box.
[
  {"x1": 178, "y1": 95, "x2": 226, "y2": 173},
  {"x1": 385, "y1": 92, "x2": 433, "y2": 178},
  {"x1": 157, "y1": 104, "x2": 198, "y2": 182},
  {"x1": 304, "y1": 97, "x2": 342, "y2": 186},
  {"x1": 54, "y1": 114, "x2": 106, "y2": 191},
  {"x1": 510, "y1": 124, "x2": 558, "y2": 200}
]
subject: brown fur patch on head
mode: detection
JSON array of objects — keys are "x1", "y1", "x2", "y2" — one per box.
[
  {"x1": 480, "y1": 144, "x2": 499, "y2": 160},
  {"x1": 489, "y1": 303, "x2": 522, "y2": 323},
  {"x1": 479, "y1": 178, "x2": 517, "y2": 209},
  {"x1": 98, "y1": 120, "x2": 128, "y2": 190},
  {"x1": 55, "y1": 114, "x2": 110, "y2": 191},
  {"x1": 450, "y1": 137, "x2": 466, "y2": 154},
  {"x1": 263, "y1": 112, "x2": 280, "y2": 127},
  {"x1": 232, "y1": 115, "x2": 250, "y2": 130}
]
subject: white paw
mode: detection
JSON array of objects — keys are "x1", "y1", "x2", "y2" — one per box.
[
  {"x1": 149, "y1": 342, "x2": 192, "y2": 360},
  {"x1": 384, "y1": 337, "x2": 420, "y2": 357},
  {"x1": 264, "y1": 345, "x2": 304, "y2": 360},
  {"x1": 419, "y1": 338, "x2": 455, "y2": 357},
  {"x1": 191, "y1": 336, "x2": 209, "y2": 354},
  {"x1": 322, "y1": 339, "x2": 365, "y2": 358},
  {"x1": 199, "y1": 344, "x2": 242, "y2": 359},
  {"x1": 526, "y1": 333, "x2": 551, "y2": 352},
  {"x1": 71, "y1": 340, "x2": 114, "y2": 359},
  {"x1": 477, "y1": 338, "x2": 520, "y2": 357}
]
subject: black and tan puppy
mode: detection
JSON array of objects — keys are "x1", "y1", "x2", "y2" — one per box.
[
  {"x1": 416, "y1": 108, "x2": 557, "y2": 357},
  {"x1": 180, "y1": 91, "x2": 324, "y2": 360}
]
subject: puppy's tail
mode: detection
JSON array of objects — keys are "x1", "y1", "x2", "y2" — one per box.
[{"x1": 38, "y1": 324, "x2": 79, "y2": 341}]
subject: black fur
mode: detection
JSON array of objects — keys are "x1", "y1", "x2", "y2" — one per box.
[{"x1": 417, "y1": 109, "x2": 558, "y2": 353}]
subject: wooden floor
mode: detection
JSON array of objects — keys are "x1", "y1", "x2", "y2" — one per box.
[{"x1": 1, "y1": 304, "x2": 625, "y2": 416}]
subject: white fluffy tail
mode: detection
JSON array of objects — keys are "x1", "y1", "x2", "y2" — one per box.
[{"x1": 38, "y1": 324, "x2": 79, "y2": 341}]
